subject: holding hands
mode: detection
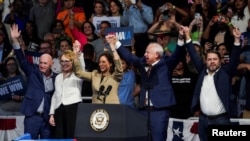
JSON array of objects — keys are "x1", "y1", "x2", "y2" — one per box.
[
  {"x1": 73, "y1": 40, "x2": 81, "y2": 54},
  {"x1": 178, "y1": 25, "x2": 191, "y2": 40},
  {"x1": 105, "y1": 34, "x2": 117, "y2": 51}
]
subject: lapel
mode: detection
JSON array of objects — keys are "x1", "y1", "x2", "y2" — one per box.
[{"x1": 99, "y1": 73, "x2": 112, "y2": 85}]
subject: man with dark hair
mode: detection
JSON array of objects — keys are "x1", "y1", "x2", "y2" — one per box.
[
  {"x1": 92, "y1": 20, "x2": 112, "y2": 62},
  {"x1": 186, "y1": 26, "x2": 242, "y2": 141}
]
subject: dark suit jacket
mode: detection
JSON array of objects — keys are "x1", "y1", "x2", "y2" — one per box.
[
  {"x1": 186, "y1": 41, "x2": 241, "y2": 114},
  {"x1": 117, "y1": 43, "x2": 185, "y2": 108},
  {"x1": 14, "y1": 49, "x2": 57, "y2": 121}
]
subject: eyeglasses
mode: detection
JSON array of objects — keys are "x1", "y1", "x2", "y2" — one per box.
[{"x1": 60, "y1": 60, "x2": 72, "y2": 64}]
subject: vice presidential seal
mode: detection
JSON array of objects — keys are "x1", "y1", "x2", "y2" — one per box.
[{"x1": 90, "y1": 109, "x2": 109, "y2": 132}]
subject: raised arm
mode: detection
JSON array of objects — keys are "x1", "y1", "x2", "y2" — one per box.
[
  {"x1": 224, "y1": 27, "x2": 242, "y2": 75},
  {"x1": 10, "y1": 24, "x2": 35, "y2": 75},
  {"x1": 73, "y1": 40, "x2": 85, "y2": 71},
  {"x1": 10, "y1": 24, "x2": 21, "y2": 45},
  {"x1": 106, "y1": 34, "x2": 123, "y2": 82}
]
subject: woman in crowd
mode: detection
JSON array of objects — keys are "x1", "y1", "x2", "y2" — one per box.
[
  {"x1": 118, "y1": 58, "x2": 136, "y2": 108},
  {"x1": 21, "y1": 20, "x2": 40, "y2": 49},
  {"x1": 108, "y1": 0, "x2": 123, "y2": 17},
  {"x1": 0, "y1": 57, "x2": 26, "y2": 115},
  {"x1": 56, "y1": 0, "x2": 86, "y2": 42},
  {"x1": 89, "y1": 0, "x2": 107, "y2": 23}
]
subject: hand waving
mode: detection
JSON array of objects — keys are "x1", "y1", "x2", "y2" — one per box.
[{"x1": 10, "y1": 24, "x2": 21, "y2": 40}]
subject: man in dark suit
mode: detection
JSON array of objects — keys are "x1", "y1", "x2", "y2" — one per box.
[
  {"x1": 110, "y1": 26, "x2": 187, "y2": 141},
  {"x1": 10, "y1": 24, "x2": 57, "y2": 139},
  {"x1": 186, "y1": 26, "x2": 242, "y2": 141}
]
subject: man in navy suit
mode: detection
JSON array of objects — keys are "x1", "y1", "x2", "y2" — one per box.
[
  {"x1": 10, "y1": 24, "x2": 57, "y2": 139},
  {"x1": 108, "y1": 26, "x2": 187, "y2": 141},
  {"x1": 185, "y1": 26, "x2": 242, "y2": 141}
]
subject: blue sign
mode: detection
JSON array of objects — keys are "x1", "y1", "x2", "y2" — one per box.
[
  {"x1": 0, "y1": 75, "x2": 27, "y2": 101},
  {"x1": 105, "y1": 26, "x2": 134, "y2": 46}
]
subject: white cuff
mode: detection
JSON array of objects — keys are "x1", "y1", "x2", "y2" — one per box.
[
  {"x1": 186, "y1": 39, "x2": 192, "y2": 43},
  {"x1": 177, "y1": 40, "x2": 184, "y2": 46},
  {"x1": 115, "y1": 41, "x2": 122, "y2": 49},
  {"x1": 12, "y1": 43, "x2": 21, "y2": 50},
  {"x1": 234, "y1": 42, "x2": 240, "y2": 46}
]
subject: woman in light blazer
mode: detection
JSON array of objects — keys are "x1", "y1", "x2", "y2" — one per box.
[
  {"x1": 74, "y1": 35, "x2": 123, "y2": 104},
  {"x1": 49, "y1": 40, "x2": 85, "y2": 138}
]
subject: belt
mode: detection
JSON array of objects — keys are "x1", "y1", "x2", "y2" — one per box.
[
  {"x1": 202, "y1": 112, "x2": 228, "y2": 120},
  {"x1": 35, "y1": 112, "x2": 44, "y2": 117}
]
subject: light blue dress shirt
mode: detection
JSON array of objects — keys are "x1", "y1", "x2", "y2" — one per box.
[{"x1": 121, "y1": 3, "x2": 153, "y2": 33}]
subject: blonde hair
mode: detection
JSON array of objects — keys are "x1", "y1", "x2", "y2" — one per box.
[{"x1": 60, "y1": 50, "x2": 75, "y2": 61}]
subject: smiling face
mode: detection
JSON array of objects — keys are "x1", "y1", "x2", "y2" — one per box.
[
  {"x1": 60, "y1": 55, "x2": 73, "y2": 73},
  {"x1": 39, "y1": 54, "x2": 53, "y2": 76},
  {"x1": 83, "y1": 22, "x2": 93, "y2": 35},
  {"x1": 144, "y1": 44, "x2": 161, "y2": 65},
  {"x1": 98, "y1": 55, "x2": 112, "y2": 74}
]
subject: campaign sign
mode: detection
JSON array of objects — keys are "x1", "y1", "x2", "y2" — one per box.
[
  {"x1": 0, "y1": 75, "x2": 26, "y2": 101},
  {"x1": 93, "y1": 16, "x2": 120, "y2": 34},
  {"x1": 105, "y1": 26, "x2": 134, "y2": 46},
  {"x1": 24, "y1": 50, "x2": 42, "y2": 65}
]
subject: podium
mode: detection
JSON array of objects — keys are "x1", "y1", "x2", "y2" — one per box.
[{"x1": 74, "y1": 103, "x2": 147, "y2": 141}]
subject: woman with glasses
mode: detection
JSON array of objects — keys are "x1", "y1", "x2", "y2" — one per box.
[
  {"x1": 0, "y1": 57, "x2": 27, "y2": 115},
  {"x1": 49, "y1": 40, "x2": 85, "y2": 139}
]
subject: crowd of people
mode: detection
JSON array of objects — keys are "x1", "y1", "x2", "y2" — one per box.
[{"x1": 0, "y1": 0, "x2": 250, "y2": 141}]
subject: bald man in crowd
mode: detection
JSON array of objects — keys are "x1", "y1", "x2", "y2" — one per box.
[{"x1": 10, "y1": 24, "x2": 57, "y2": 139}]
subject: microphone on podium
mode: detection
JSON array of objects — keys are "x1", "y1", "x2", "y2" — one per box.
[
  {"x1": 97, "y1": 85, "x2": 105, "y2": 101},
  {"x1": 103, "y1": 85, "x2": 112, "y2": 104}
]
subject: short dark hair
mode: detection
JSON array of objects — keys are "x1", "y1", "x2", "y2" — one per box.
[
  {"x1": 39, "y1": 40, "x2": 52, "y2": 48},
  {"x1": 206, "y1": 49, "x2": 222, "y2": 60},
  {"x1": 100, "y1": 20, "x2": 111, "y2": 28}
]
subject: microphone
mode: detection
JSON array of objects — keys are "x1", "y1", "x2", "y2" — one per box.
[
  {"x1": 103, "y1": 85, "x2": 112, "y2": 104},
  {"x1": 104, "y1": 85, "x2": 112, "y2": 96},
  {"x1": 97, "y1": 85, "x2": 105, "y2": 101}
]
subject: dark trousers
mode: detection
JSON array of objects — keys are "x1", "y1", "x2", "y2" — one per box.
[
  {"x1": 53, "y1": 103, "x2": 79, "y2": 139},
  {"x1": 198, "y1": 113, "x2": 230, "y2": 141},
  {"x1": 24, "y1": 115, "x2": 51, "y2": 139},
  {"x1": 140, "y1": 108, "x2": 170, "y2": 141}
]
